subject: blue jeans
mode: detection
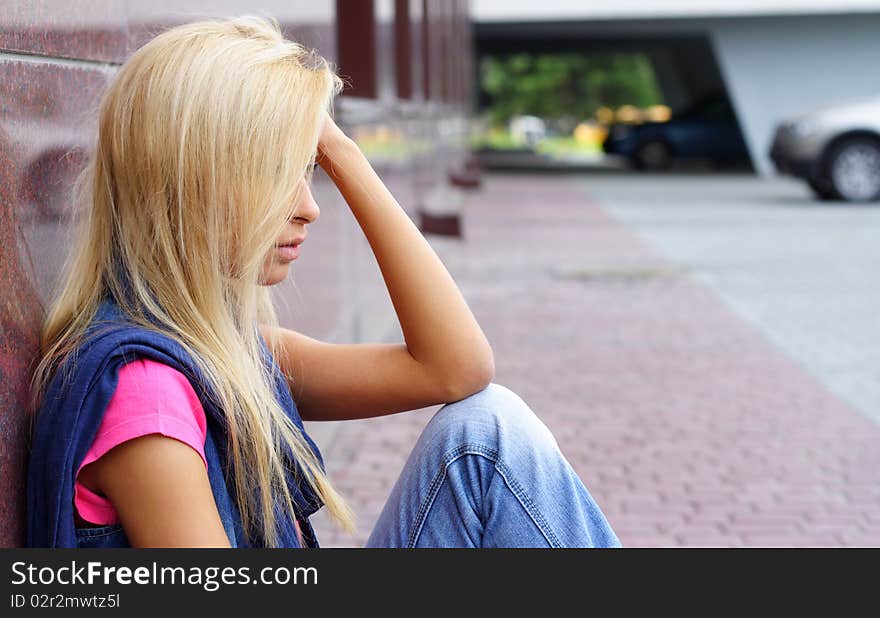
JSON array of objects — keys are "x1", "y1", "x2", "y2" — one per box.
[{"x1": 364, "y1": 383, "x2": 621, "y2": 548}]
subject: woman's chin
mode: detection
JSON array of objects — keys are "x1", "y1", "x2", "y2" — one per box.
[{"x1": 258, "y1": 263, "x2": 290, "y2": 286}]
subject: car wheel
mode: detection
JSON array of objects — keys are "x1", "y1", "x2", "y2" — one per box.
[
  {"x1": 634, "y1": 140, "x2": 672, "y2": 171},
  {"x1": 827, "y1": 137, "x2": 880, "y2": 202},
  {"x1": 807, "y1": 178, "x2": 838, "y2": 201}
]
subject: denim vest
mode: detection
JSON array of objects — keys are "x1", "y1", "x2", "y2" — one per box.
[{"x1": 26, "y1": 296, "x2": 324, "y2": 548}]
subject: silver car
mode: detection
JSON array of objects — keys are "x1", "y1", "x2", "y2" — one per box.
[{"x1": 770, "y1": 97, "x2": 880, "y2": 202}]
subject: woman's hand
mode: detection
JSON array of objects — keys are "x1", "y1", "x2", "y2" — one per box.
[
  {"x1": 315, "y1": 112, "x2": 353, "y2": 171},
  {"x1": 299, "y1": 110, "x2": 495, "y2": 409}
]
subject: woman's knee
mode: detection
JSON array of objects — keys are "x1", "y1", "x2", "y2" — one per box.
[
  {"x1": 442, "y1": 382, "x2": 530, "y2": 417},
  {"x1": 434, "y1": 382, "x2": 515, "y2": 421},
  {"x1": 426, "y1": 382, "x2": 559, "y2": 456}
]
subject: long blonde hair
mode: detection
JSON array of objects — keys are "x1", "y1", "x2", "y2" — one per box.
[{"x1": 29, "y1": 15, "x2": 355, "y2": 546}]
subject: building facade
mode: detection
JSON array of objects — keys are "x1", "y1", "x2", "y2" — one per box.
[{"x1": 475, "y1": 0, "x2": 880, "y2": 174}]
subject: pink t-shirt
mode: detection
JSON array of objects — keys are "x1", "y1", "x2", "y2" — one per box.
[{"x1": 74, "y1": 358, "x2": 303, "y2": 546}]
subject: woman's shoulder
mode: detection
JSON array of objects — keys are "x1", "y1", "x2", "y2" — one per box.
[
  {"x1": 112, "y1": 357, "x2": 207, "y2": 431},
  {"x1": 118, "y1": 356, "x2": 195, "y2": 386}
]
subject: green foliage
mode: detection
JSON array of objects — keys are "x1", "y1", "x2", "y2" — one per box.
[
  {"x1": 480, "y1": 53, "x2": 663, "y2": 128},
  {"x1": 535, "y1": 136, "x2": 602, "y2": 157}
]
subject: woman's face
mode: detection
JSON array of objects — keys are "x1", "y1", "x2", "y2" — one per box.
[{"x1": 258, "y1": 182, "x2": 320, "y2": 286}]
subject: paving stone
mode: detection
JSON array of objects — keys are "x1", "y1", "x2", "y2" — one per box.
[{"x1": 308, "y1": 173, "x2": 880, "y2": 548}]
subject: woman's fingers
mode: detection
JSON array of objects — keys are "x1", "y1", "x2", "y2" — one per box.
[{"x1": 316, "y1": 112, "x2": 350, "y2": 168}]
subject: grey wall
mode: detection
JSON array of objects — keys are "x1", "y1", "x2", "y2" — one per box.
[{"x1": 710, "y1": 14, "x2": 880, "y2": 174}]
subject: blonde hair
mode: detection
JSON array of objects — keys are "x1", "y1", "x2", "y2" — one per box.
[{"x1": 29, "y1": 15, "x2": 355, "y2": 546}]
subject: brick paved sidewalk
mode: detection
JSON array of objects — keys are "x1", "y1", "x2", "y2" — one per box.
[{"x1": 308, "y1": 173, "x2": 880, "y2": 548}]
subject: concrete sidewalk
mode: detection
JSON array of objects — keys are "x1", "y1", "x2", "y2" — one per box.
[{"x1": 307, "y1": 173, "x2": 880, "y2": 548}]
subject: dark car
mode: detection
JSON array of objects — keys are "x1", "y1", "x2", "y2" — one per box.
[{"x1": 602, "y1": 94, "x2": 750, "y2": 170}]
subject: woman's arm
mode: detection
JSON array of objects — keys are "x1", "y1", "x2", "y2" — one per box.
[
  {"x1": 263, "y1": 115, "x2": 494, "y2": 421},
  {"x1": 80, "y1": 435, "x2": 231, "y2": 547},
  {"x1": 317, "y1": 115, "x2": 494, "y2": 384}
]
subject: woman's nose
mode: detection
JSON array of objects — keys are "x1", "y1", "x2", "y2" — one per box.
[{"x1": 291, "y1": 185, "x2": 320, "y2": 224}]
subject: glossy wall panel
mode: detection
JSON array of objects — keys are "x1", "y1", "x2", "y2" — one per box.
[
  {"x1": 2, "y1": 58, "x2": 115, "y2": 301},
  {"x1": 0, "y1": 56, "x2": 115, "y2": 547},
  {"x1": 0, "y1": 1, "x2": 128, "y2": 63},
  {"x1": 124, "y1": 1, "x2": 337, "y2": 63},
  {"x1": 1, "y1": 0, "x2": 471, "y2": 547}
]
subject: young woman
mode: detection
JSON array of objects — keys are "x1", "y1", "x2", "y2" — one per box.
[{"x1": 26, "y1": 16, "x2": 619, "y2": 548}]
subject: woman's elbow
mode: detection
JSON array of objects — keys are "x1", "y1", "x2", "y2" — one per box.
[{"x1": 444, "y1": 352, "x2": 496, "y2": 402}]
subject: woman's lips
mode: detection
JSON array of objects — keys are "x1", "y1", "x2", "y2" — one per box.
[{"x1": 275, "y1": 243, "x2": 300, "y2": 261}]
